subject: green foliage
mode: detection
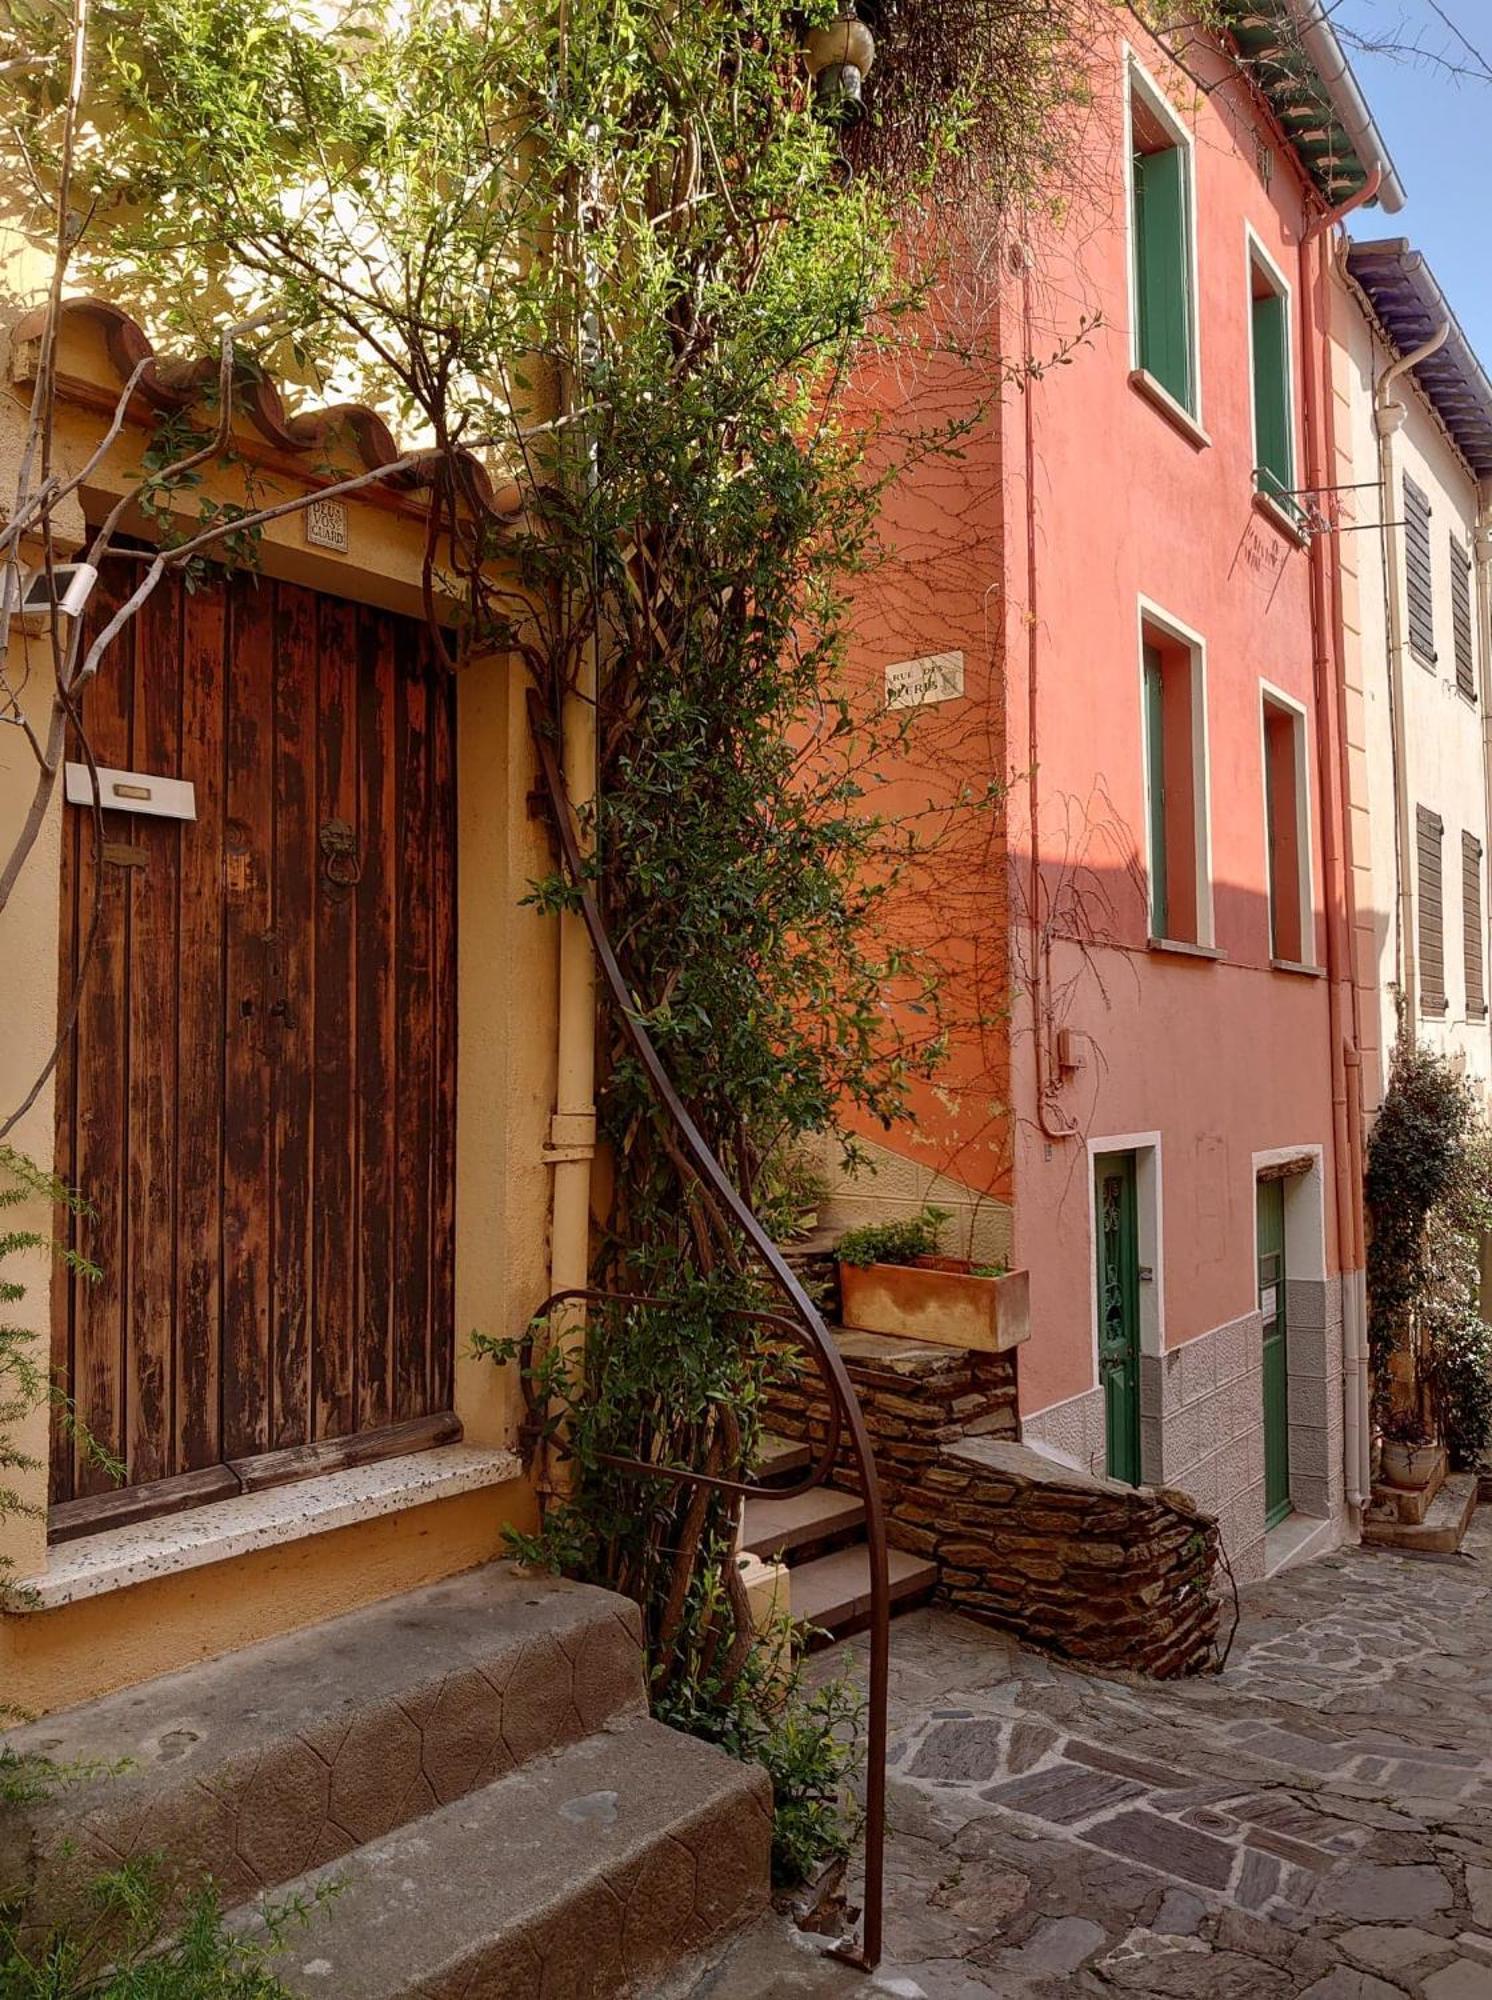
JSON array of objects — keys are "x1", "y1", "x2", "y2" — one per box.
[
  {"x1": 1366, "y1": 1045, "x2": 1492, "y2": 1462},
  {"x1": 0, "y1": 1861, "x2": 322, "y2": 1998},
  {"x1": 7, "y1": 0, "x2": 1086, "y2": 1887},
  {"x1": 656, "y1": 1622, "x2": 862, "y2": 1889},
  {"x1": 0, "y1": 1148, "x2": 107, "y2": 1621},
  {"x1": 835, "y1": 1206, "x2": 951, "y2": 1268}
]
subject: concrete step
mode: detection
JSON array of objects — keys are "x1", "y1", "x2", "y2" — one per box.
[
  {"x1": 262, "y1": 1717, "x2": 771, "y2": 2000},
  {"x1": 1, "y1": 1562, "x2": 645, "y2": 1922},
  {"x1": 754, "y1": 1431, "x2": 812, "y2": 1483},
  {"x1": 789, "y1": 1544, "x2": 938, "y2": 1637},
  {"x1": 1363, "y1": 1471, "x2": 1478, "y2": 1555},
  {"x1": 741, "y1": 1485, "x2": 866, "y2": 1562}
]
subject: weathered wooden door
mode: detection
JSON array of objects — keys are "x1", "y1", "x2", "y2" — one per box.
[
  {"x1": 1258, "y1": 1177, "x2": 1291, "y2": 1527},
  {"x1": 51, "y1": 560, "x2": 457, "y2": 1527},
  {"x1": 1095, "y1": 1151, "x2": 1141, "y2": 1485}
]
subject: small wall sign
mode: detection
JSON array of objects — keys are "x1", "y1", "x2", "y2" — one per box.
[
  {"x1": 304, "y1": 497, "x2": 350, "y2": 552},
  {"x1": 885, "y1": 649, "x2": 965, "y2": 711}
]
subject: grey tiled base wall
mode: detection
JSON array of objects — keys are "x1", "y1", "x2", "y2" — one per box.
[{"x1": 1022, "y1": 1278, "x2": 1345, "y2": 1583}]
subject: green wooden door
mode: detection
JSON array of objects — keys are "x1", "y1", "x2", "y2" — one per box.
[
  {"x1": 1258, "y1": 1177, "x2": 1291, "y2": 1526},
  {"x1": 1095, "y1": 1152, "x2": 1142, "y2": 1485}
]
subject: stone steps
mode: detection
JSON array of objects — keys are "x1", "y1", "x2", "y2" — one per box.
[
  {"x1": 258, "y1": 1716, "x2": 770, "y2": 2000},
  {"x1": 1362, "y1": 1470, "x2": 1478, "y2": 1555},
  {"x1": 3, "y1": 1560, "x2": 771, "y2": 1991},
  {"x1": 788, "y1": 1544, "x2": 939, "y2": 1637},
  {"x1": 750, "y1": 1429, "x2": 937, "y2": 1640},
  {"x1": 741, "y1": 1485, "x2": 866, "y2": 1560}
]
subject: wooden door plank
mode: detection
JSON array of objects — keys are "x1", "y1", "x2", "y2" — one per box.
[
  {"x1": 429, "y1": 649, "x2": 457, "y2": 1413},
  {"x1": 268, "y1": 581, "x2": 315, "y2": 1449},
  {"x1": 124, "y1": 570, "x2": 183, "y2": 1484},
  {"x1": 175, "y1": 581, "x2": 227, "y2": 1475},
  {"x1": 50, "y1": 665, "x2": 82, "y2": 1503},
  {"x1": 312, "y1": 594, "x2": 358, "y2": 1440},
  {"x1": 229, "y1": 1410, "x2": 460, "y2": 1493},
  {"x1": 354, "y1": 605, "x2": 396, "y2": 1433},
  {"x1": 220, "y1": 573, "x2": 275, "y2": 1458},
  {"x1": 66, "y1": 566, "x2": 136, "y2": 1495},
  {"x1": 392, "y1": 624, "x2": 434, "y2": 1420}
]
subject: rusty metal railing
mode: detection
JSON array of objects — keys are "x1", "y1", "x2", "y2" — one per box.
[{"x1": 526, "y1": 687, "x2": 889, "y2": 1972}]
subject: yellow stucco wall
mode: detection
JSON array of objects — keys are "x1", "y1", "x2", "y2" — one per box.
[
  {"x1": 0, "y1": 1478, "x2": 538, "y2": 1715},
  {"x1": 0, "y1": 301, "x2": 557, "y2": 1710}
]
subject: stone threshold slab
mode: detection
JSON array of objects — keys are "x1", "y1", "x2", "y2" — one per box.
[{"x1": 19, "y1": 1444, "x2": 522, "y2": 1610}]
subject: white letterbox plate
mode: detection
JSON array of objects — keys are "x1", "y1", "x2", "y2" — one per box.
[{"x1": 64, "y1": 763, "x2": 197, "y2": 822}]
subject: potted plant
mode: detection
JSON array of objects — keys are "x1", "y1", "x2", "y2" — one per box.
[
  {"x1": 1379, "y1": 1407, "x2": 1440, "y2": 1491},
  {"x1": 835, "y1": 1206, "x2": 1029, "y2": 1353}
]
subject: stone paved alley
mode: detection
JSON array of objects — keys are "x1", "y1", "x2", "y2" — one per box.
[{"x1": 688, "y1": 1517, "x2": 1492, "y2": 1998}]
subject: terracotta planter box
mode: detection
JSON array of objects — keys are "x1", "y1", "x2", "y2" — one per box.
[{"x1": 838, "y1": 1258, "x2": 1030, "y2": 1354}]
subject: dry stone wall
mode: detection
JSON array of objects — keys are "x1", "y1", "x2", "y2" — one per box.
[{"x1": 765, "y1": 1324, "x2": 1220, "y2": 1678}]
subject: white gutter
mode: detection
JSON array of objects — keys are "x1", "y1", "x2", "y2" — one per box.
[{"x1": 1282, "y1": 0, "x2": 1408, "y2": 214}]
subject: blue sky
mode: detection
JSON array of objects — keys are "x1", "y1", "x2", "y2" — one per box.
[{"x1": 1334, "y1": 0, "x2": 1492, "y2": 364}]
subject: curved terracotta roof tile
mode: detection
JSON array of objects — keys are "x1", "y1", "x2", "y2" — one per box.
[{"x1": 12, "y1": 296, "x2": 526, "y2": 520}]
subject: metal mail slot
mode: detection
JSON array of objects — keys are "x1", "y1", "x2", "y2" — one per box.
[{"x1": 64, "y1": 763, "x2": 197, "y2": 822}]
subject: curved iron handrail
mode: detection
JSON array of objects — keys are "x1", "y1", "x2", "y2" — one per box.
[{"x1": 527, "y1": 686, "x2": 890, "y2": 1972}]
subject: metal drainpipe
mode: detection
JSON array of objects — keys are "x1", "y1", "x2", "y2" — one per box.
[
  {"x1": 1480, "y1": 481, "x2": 1492, "y2": 886},
  {"x1": 1300, "y1": 217, "x2": 1379, "y2": 1517},
  {"x1": 1379, "y1": 325, "x2": 1453, "y2": 1025},
  {"x1": 1020, "y1": 259, "x2": 1077, "y2": 1145},
  {"x1": 540, "y1": 0, "x2": 599, "y2": 1498},
  {"x1": 1376, "y1": 319, "x2": 1450, "y2": 1030},
  {"x1": 1337, "y1": 273, "x2": 1448, "y2": 1514}
]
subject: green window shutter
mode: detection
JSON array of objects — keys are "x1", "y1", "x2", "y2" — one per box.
[
  {"x1": 1451, "y1": 537, "x2": 1475, "y2": 699},
  {"x1": 1144, "y1": 643, "x2": 1168, "y2": 937},
  {"x1": 1463, "y1": 831, "x2": 1485, "y2": 1017},
  {"x1": 1251, "y1": 291, "x2": 1292, "y2": 500},
  {"x1": 1133, "y1": 145, "x2": 1193, "y2": 412},
  {"x1": 1404, "y1": 477, "x2": 1436, "y2": 664},
  {"x1": 1417, "y1": 803, "x2": 1446, "y2": 1011}
]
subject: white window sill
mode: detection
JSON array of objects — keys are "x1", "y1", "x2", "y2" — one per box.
[
  {"x1": 1128, "y1": 369, "x2": 1211, "y2": 450},
  {"x1": 16, "y1": 1444, "x2": 522, "y2": 1611},
  {"x1": 1270, "y1": 956, "x2": 1325, "y2": 978},
  {"x1": 1147, "y1": 935, "x2": 1224, "y2": 961},
  {"x1": 1251, "y1": 489, "x2": 1309, "y2": 547}
]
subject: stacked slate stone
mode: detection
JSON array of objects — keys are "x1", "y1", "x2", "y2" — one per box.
[{"x1": 764, "y1": 1335, "x2": 1220, "y2": 1679}]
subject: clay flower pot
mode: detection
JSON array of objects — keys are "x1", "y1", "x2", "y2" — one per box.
[
  {"x1": 1380, "y1": 1438, "x2": 1439, "y2": 1491},
  {"x1": 837, "y1": 1257, "x2": 1030, "y2": 1354}
]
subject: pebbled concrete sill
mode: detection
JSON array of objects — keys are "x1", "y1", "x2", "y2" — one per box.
[{"x1": 18, "y1": 1445, "x2": 523, "y2": 1611}]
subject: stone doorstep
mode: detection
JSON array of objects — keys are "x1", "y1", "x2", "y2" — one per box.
[
  {"x1": 1370, "y1": 1458, "x2": 1448, "y2": 1526},
  {"x1": 256, "y1": 1716, "x2": 772, "y2": 2000},
  {"x1": 21, "y1": 1443, "x2": 522, "y2": 1610},
  {"x1": 2, "y1": 1561, "x2": 647, "y2": 1923},
  {"x1": 1362, "y1": 1473, "x2": 1478, "y2": 1556}
]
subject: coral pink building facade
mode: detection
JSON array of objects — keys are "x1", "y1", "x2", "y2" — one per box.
[{"x1": 844, "y1": 12, "x2": 1402, "y2": 1579}]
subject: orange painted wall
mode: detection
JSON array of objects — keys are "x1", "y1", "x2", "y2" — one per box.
[{"x1": 855, "y1": 20, "x2": 1347, "y2": 1419}]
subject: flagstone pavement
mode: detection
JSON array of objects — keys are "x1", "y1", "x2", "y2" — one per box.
[{"x1": 684, "y1": 1514, "x2": 1492, "y2": 1998}]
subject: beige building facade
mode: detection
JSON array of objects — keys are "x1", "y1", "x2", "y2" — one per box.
[{"x1": 1332, "y1": 239, "x2": 1492, "y2": 1120}]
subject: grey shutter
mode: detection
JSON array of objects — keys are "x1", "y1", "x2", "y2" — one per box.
[
  {"x1": 1452, "y1": 537, "x2": 1475, "y2": 700},
  {"x1": 1404, "y1": 477, "x2": 1435, "y2": 664},
  {"x1": 1418, "y1": 804, "x2": 1446, "y2": 1012},
  {"x1": 1464, "y1": 832, "x2": 1486, "y2": 1017}
]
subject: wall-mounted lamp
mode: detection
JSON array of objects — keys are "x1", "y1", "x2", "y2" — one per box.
[{"x1": 803, "y1": 5, "x2": 875, "y2": 123}]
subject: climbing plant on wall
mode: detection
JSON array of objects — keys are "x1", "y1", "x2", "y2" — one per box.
[{"x1": 2, "y1": 0, "x2": 1094, "y2": 1872}]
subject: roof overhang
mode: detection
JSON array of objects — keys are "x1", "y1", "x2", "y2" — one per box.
[
  {"x1": 1346, "y1": 239, "x2": 1492, "y2": 478},
  {"x1": 1224, "y1": 1, "x2": 1406, "y2": 215}
]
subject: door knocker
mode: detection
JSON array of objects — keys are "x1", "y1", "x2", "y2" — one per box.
[{"x1": 319, "y1": 817, "x2": 361, "y2": 888}]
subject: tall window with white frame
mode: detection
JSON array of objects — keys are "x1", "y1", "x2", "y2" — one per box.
[
  {"x1": 1418, "y1": 804, "x2": 1447, "y2": 1014},
  {"x1": 1249, "y1": 242, "x2": 1297, "y2": 522},
  {"x1": 1261, "y1": 691, "x2": 1311, "y2": 966},
  {"x1": 1129, "y1": 64, "x2": 1198, "y2": 418},
  {"x1": 1142, "y1": 619, "x2": 1209, "y2": 947}
]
